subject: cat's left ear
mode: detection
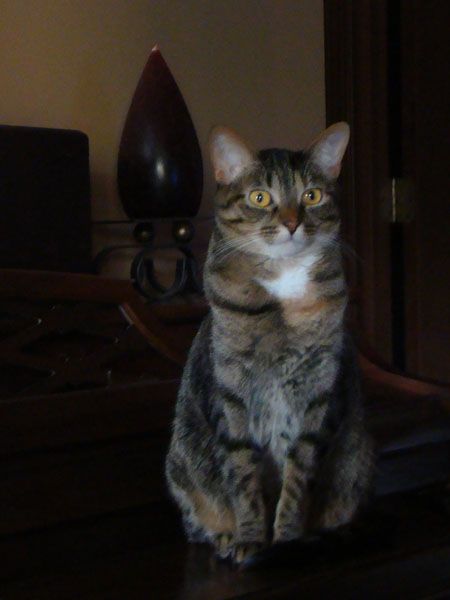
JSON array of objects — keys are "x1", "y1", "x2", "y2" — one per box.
[{"x1": 307, "y1": 122, "x2": 350, "y2": 180}]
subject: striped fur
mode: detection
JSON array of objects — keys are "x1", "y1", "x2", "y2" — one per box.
[{"x1": 166, "y1": 124, "x2": 373, "y2": 565}]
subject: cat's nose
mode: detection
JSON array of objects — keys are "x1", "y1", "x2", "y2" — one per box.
[{"x1": 283, "y1": 219, "x2": 299, "y2": 234}]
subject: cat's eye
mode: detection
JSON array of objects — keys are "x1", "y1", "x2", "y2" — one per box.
[
  {"x1": 302, "y1": 188, "x2": 323, "y2": 206},
  {"x1": 249, "y1": 190, "x2": 272, "y2": 208}
]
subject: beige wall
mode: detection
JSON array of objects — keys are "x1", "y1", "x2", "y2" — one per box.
[{"x1": 0, "y1": 0, "x2": 325, "y2": 276}]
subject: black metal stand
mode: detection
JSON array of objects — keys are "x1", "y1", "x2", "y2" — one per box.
[
  {"x1": 93, "y1": 218, "x2": 205, "y2": 302},
  {"x1": 130, "y1": 244, "x2": 201, "y2": 301}
]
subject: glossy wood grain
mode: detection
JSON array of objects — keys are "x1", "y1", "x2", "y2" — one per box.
[{"x1": 1, "y1": 488, "x2": 450, "y2": 599}]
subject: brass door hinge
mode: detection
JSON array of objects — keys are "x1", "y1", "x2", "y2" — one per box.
[{"x1": 390, "y1": 177, "x2": 414, "y2": 223}]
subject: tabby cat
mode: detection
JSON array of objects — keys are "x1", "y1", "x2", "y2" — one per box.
[{"x1": 165, "y1": 122, "x2": 373, "y2": 565}]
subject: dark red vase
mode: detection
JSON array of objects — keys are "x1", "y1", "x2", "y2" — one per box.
[{"x1": 117, "y1": 46, "x2": 203, "y2": 219}]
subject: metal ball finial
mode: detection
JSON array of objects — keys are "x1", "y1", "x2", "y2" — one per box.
[
  {"x1": 133, "y1": 221, "x2": 154, "y2": 244},
  {"x1": 172, "y1": 219, "x2": 194, "y2": 244}
]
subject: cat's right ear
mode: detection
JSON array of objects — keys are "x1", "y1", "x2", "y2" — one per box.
[{"x1": 208, "y1": 126, "x2": 255, "y2": 185}]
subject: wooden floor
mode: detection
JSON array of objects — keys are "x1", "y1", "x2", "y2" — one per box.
[{"x1": 2, "y1": 484, "x2": 450, "y2": 599}]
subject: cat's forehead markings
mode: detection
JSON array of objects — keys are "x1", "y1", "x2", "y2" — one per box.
[
  {"x1": 268, "y1": 166, "x2": 304, "y2": 198},
  {"x1": 260, "y1": 167, "x2": 281, "y2": 195},
  {"x1": 280, "y1": 161, "x2": 296, "y2": 196},
  {"x1": 294, "y1": 172, "x2": 306, "y2": 195}
]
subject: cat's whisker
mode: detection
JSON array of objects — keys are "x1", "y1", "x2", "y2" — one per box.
[
  {"x1": 214, "y1": 233, "x2": 262, "y2": 260},
  {"x1": 326, "y1": 238, "x2": 364, "y2": 264}
]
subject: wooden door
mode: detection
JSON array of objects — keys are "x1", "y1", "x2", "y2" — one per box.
[
  {"x1": 324, "y1": 0, "x2": 450, "y2": 382},
  {"x1": 400, "y1": 1, "x2": 450, "y2": 381}
]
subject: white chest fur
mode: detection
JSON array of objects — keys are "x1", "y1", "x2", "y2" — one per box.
[{"x1": 258, "y1": 255, "x2": 317, "y2": 300}]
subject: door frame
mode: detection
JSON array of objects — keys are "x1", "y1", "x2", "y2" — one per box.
[{"x1": 324, "y1": 0, "x2": 393, "y2": 362}]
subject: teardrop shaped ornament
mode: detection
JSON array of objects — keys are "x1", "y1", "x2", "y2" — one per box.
[{"x1": 118, "y1": 46, "x2": 203, "y2": 219}]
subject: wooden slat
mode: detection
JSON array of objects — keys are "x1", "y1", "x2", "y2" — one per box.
[
  {"x1": 0, "y1": 432, "x2": 447, "y2": 539},
  {"x1": 0, "y1": 269, "x2": 135, "y2": 303},
  {"x1": 360, "y1": 354, "x2": 450, "y2": 404},
  {"x1": 0, "y1": 380, "x2": 178, "y2": 456},
  {"x1": 1, "y1": 370, "x2": 449, "y2": 459},
  {"x1": 0, "y1": 374, "x2": 448, "y2": 540},
  {"x1": 0, "y1": 268, "x2": 208, "y2": 322},
  {"x1": 0, "y1": 434, "x2": 169, "y2": 536},
  {"x1": 121, "y1": 299, "x2": 185, "y2": 366}
]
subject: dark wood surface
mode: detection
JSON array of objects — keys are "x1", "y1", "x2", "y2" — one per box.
[
  {"x1": 1, "y1": 487, "x2": 450, "y2": 599},
  {"x1": 1, "y1": 270, "x2": 449, "y2": 598},
  {"x1": 0, "y1": 269, "x2": 191, "y2": 398}
]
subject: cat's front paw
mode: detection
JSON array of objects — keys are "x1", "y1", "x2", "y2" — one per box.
[
  {"x1": 319, "y1": 502, "x2": 356, "y2": 531},
  {"x1": 214, "y1": 532, "x2": 235, "y2": 560},
  {"x1": 232, "y1": 542, "x2": 265, "y2": 566},
  {"x1": 273, "y1": 523, "x2": 304, "y2": 544}
]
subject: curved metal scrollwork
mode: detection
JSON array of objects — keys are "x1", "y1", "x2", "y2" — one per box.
[
  {"x1": 130, "y1": 245, "x2": 201, "y2": 301},
  {"x1": 93, "y1": 218, "x2": 205, "y2": 302}
]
